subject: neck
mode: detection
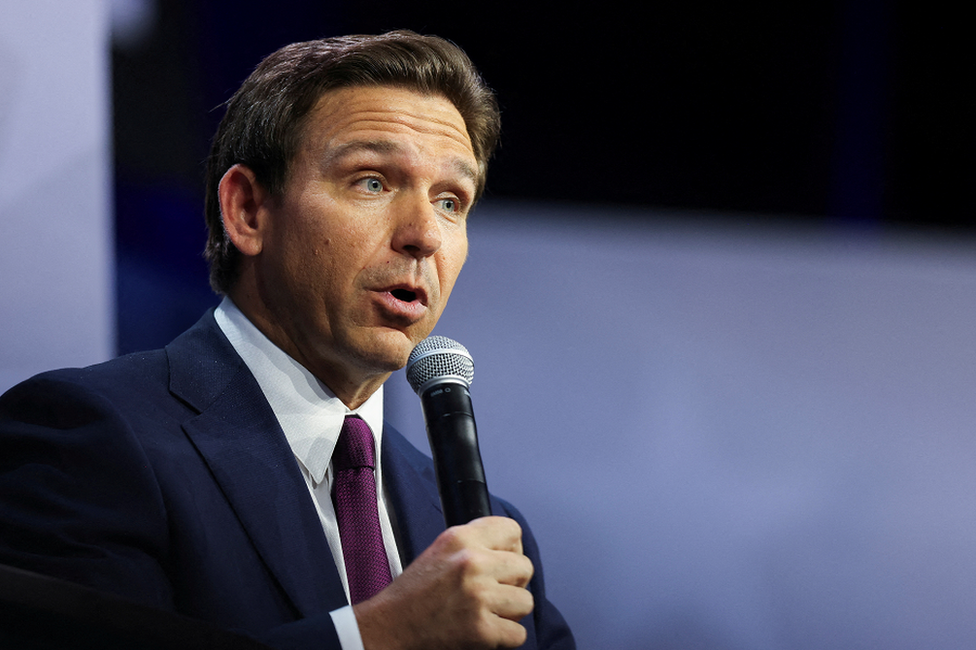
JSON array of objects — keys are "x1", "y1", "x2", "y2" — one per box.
[{"x1": 226, "y1": 285, "x2": 390, "y2": 410}]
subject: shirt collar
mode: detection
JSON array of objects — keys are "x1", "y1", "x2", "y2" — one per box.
[{"x1": 213, "y1": 297, "x2": 384, "y2": 485}]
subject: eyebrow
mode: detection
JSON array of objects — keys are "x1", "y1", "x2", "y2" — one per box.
[{"x1": 323, "y1": 140, "x2": 480, "y2": 187}]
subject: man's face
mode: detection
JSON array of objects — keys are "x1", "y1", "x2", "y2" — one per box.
[{"x1": 244, "y1": 85, "x2": 477, "y2": 399}]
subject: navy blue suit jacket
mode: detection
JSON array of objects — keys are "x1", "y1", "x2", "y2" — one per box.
[{"x1": 0, "y1": 311, "x2": 574, "y2": 649}]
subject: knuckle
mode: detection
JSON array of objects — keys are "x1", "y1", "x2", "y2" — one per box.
[
  {"x1": 497, "y1": 515, "x2": 522, "y2": 537},
  {"x1": 521, "y1": 587, "x2": 535, "y2": 611},
  {"x1": 499, "y1": 620, "x2": 528, "y2": 647},
  {"x1": 439, "y1": 524, "x2": 466, "y2": 546},
  {"x1": 453, "y1": 547, "x2": 482, "y2": 573},
  {"x1": 507, "y1": 517, "x2": 523, "y2": 535}
]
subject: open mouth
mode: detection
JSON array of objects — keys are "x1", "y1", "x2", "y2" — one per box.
[{"x1": 390, "y1": 288, "x2": 418, "y2": 303}]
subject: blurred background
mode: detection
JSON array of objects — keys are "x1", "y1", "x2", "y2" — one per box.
[{"x1": 2, "y1": 1, "x2": 975, "y2": 648}]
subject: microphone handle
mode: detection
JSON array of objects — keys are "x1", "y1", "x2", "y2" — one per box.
[{"x1": 420, "y1": 381, "x2": 491, "y2": 527}]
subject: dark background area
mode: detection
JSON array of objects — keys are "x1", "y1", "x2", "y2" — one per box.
[{"x1": 112, "y1": 0, "x2": 974, "y2": 353}]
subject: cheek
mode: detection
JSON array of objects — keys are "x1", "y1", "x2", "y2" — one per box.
[
  {"x1": 436, "y1": 257, "x2": 467, "y2": 311},
  {"x1": 440, "y1": 234, "x2": 467, "y2": 286}
]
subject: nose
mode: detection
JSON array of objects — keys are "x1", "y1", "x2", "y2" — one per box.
[{"x1": 391, "y1": 193, "x2": 442, "y2": 259}]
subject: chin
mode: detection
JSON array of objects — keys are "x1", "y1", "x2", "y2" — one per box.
[{"x1": 359, "y1": 329, "x2": 416, "y2": 371}]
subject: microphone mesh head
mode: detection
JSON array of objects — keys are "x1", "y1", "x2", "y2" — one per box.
[{"x1": 406, "y1": 336, "x2": 474, "y2": 394}]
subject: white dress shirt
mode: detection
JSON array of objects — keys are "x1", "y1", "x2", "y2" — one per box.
[{"x1": 214, "y1": 297, "x2": 403, "y2": 650}]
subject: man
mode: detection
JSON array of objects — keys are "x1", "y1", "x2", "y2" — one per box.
[{"x1": 0, "y1": 32, "x2": 574, "y2": 649}]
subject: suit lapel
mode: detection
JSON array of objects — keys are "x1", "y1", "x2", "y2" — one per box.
[
  {"x1": 381, "y1": 424, "x2": 515, "y2": 567},
  {"x1": 166, "y1": 312, "x2": 346, "y2": 617},
  {"x1": 381, "y1": 426, "x2": 446, "y2": 566},
  {"x1": 164, "y1": 311, "x2": 477, "y2": 609}
]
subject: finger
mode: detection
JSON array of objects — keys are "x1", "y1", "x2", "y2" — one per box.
[
  {"x1": 489, "y1": 615, "x2": 530, "y2": 649},
  {"x1": 487, "y1": 547, "x2": 535, "y2": 588},
  {"x1": 489, "y1": 582, "x2": 535, "y2": 622},
  {"x1": 465, "y1": 515, "x2": 524, "y2": 553}
]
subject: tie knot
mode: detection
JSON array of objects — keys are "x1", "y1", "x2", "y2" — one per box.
[{"x1": 334, "y1": 416, "x2": 376, "y2": 471}]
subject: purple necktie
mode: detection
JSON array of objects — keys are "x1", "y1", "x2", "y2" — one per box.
[{"x1": 332, "y1": 415, "x2": 393, "y2": 604}]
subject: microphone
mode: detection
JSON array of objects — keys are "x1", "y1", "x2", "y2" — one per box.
[{"x1": 406, "y1": 336, "x2": 491, "y2": 527}]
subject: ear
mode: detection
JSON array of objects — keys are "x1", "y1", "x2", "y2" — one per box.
[{"x1": 218, "y1": 164, "x2": 270, "y2": 257}]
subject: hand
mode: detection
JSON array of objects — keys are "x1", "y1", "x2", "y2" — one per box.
[{"x1": 353, "y1": 516, "x2": 534, "y2": 650}]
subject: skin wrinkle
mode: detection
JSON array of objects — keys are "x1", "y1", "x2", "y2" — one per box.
[
  {"x1": 322, "y1": 140, "x2": 480, "y2": 201},
  {"x1": 306, "y1": 94, "x2": 479, "y2": 204},
  {"x1": 224, "y1": 86, "x2": 477, "y2": 408}
]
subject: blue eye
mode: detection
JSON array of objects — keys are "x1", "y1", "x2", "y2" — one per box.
[
  {"x1": 364, "y1": 178, "x2": 383, "y2": 192},
  {"x1": 439, "y1": 198, "x2": 458, "y2": 212}
]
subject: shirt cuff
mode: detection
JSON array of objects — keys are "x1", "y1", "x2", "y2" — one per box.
[{"x1": 330, "y1": 605, "x2": 365, "y2": 650}]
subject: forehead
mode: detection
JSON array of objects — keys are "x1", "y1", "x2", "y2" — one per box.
[{"x1": 298, "y1": 85, "x2": 477, "y2": 168}]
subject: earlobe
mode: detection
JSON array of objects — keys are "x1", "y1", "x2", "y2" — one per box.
[{"x1": 218, "y1": 164, "x2": 269, "y2": 257}]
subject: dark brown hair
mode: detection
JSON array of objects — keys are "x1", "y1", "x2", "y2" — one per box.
[{"x1": 204, "y1": 31, "x2": 500, "y2": 293}]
